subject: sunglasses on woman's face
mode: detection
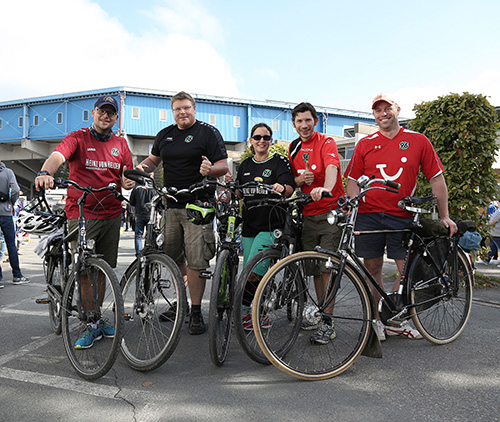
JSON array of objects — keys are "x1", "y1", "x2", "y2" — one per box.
[{"x1": 252, "y1": 135, "x2": 272, "y2": 141}]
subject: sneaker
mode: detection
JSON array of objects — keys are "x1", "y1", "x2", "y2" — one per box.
[
  {"x1": 375, "y1": 320, "x2": 386, "y2": 342},
  {"x1": 310, "y1": 320, "x2": 336, "y2": 345},
  {"x1": 75, "y1": 324, "x2": 102, "y2": 349},
  {"x1": 188, "y1": 311, "x2": 205, "y2": 335},
  {"x1": 0, "y1": 283, "x2": 4, "y2": 289},
  {"x1": 490, "y1": 259, "x2": 499, "y2": 265},
  {"x1": 13, "y1": 276, "x2": 30, "y2": 285},
  {"x1": 386, "y1": 322, "x2": 423, "y2": 339},
  {"x1": 99, "y1": 319, "x2": 114, "y2": 338},
  {"x1": 242, "y1": 312, "x2": 271, "y2": 330},
  {"x1": 159, "y1": 301, "x2": 190, "y2": 322},
  {"x1": 301, "y1": 319, "x2": 320, "y2": 331}
]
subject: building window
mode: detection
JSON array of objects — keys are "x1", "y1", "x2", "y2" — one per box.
[
  {"x1": 18, "y1": 116, "x2": 23, "y2": 127},
  {"x1": 209, "y1": 114, "x2": 216, "y2": 126},
  {"x1": 57, "y1": 112, "x2": 63, "y2": 124},
  {"x1": 33, "y1": 115, "x2": 39, "y2": 126},
  {"x1": 0, "y1": 119, "x2": 3, "y2": 130},
  {"x1": 83, "y1": 109, "x2": 89, "y2": 121},
  {"x1": 159, "y1": 109, "x2": 167, "y2": 121},
  {"x1": 132, "y1": 107, "x2": 140, "y2": 119},
  {"x1": 272, "y1": 119, "x2": 279, "y2": 132},
  {"x1": 233, "y1": 116, "x2": 240, "y2": 128}
]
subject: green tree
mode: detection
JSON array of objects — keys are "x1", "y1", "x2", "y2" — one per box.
[{"x1": 410, "y1": 92, "x2": 499, "y2": 232}]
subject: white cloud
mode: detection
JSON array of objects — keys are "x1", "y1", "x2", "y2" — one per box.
[
  {"x1": 0, "y1": 0, "x2": 238, "y2": 102},
  {"x1": 394, "y1": 68, "x2": 500, "y2": 119}
]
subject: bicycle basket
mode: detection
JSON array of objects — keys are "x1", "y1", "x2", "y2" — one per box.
[{"x1": 411, "y1": 237, "x2": 449, "y2": 312}]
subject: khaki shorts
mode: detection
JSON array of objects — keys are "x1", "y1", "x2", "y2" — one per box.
[
  {"x1": 301, "y1": 212, "x2": 342, "y2": 276},
  {"x1": 68, "y1": 216, "x2": 121, "y2": 268},
  {"x1": 162, "y1": 208, "x2": 216, "y2": 270}
]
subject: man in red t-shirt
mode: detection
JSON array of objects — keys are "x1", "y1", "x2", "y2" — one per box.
[
  {"x1": 288, "y1": 102, "x2": 345, "y2": 345},
  {"x1": 35, "y1": 95, "x2": 133, "y2": 349},
  {"x1": 344, "y1": 93, "x2": 457, "y2": 341}
]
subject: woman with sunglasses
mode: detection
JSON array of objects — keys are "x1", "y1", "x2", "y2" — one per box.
[{"x1": 233, "y1": 123, "x2": 295, "y2": 329}]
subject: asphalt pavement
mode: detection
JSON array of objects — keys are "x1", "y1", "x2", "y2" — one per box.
[{"x1": 1, "y1": 231, "x2": 499, "y2": 422}]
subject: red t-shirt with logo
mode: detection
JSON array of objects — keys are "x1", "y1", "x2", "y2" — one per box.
[
  {"x1": 344, "y1": 128, "x2": 444, "y2": 217},
  {"x1": 54, "y1": 129, "x2": 133, "y2": 219},
  {"x1": 288, "y1": 132, "x2": 345, "y2": 216}
]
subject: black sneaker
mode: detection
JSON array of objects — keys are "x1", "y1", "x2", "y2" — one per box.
[
  {"x1": 159, "y1": 301, "x2": 190, "y2": 322},
  {"x1": 188, "y1": 311, "x2": 205, "y2": 335}
]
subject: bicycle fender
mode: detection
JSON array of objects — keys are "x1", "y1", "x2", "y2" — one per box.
[{"x1": 362, "y1": 322, "x2": 383, "y2": 359}]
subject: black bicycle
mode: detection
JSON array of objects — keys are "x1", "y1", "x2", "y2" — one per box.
[
  {"x1": 119, "y1": 169, "x2": 187, "y2": 371},
  {"x1": 31, "y1": 179, "x2": 125, "y2": 380},
  {"x1": 233, "y1": 191, "x2": 319, "y2": 364},
  {"x1": 252, "y1": 176, "x2": 474, "y2": 380}
]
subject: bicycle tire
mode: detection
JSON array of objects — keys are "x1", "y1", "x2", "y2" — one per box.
[
  {"x1": 120, "y1": 253, "x2": 186, "y2": 371},
  {"x1": 46, "y1": 253, "x2": 64, "y2": 335},
  {"x1": 253, "y1": 251, "x2": 372, "y2": 380},
  {"x1": 208, "y1": 248, "x2": 235, "y2": 366},
  {"x1": 233, "y1": 248, "x2": 282, "y2": 365},
  {"x1": 410, "y1": 244, "x2": 473, "y2": 344},
  {"x1": 61, "y1": 257, "x2": 124, "y2": 380}
]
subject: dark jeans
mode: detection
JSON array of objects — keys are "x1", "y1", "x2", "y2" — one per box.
[
  {"x1": 134, "y1": 217, "x2": 149, "y2": 256},
  {"x1": 0, "y1": 215, "x2": 22, "y2": 280}
]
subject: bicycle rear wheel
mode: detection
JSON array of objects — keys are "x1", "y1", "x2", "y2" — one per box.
[
  {"x1": 253, "y1": 251, "x2": 372, "y2": 380},
  {"x1": 61, "y1": 257, "x2": 124, "y2": 380},
  {"x1": 208, "y1": 249, "x2": 236, "y2": 366},
  {"x1": 410, "y1": 243, "x2": 473, "y2": 344},
  {"x1": 120, "y1": 253, "x2": 186, "y2": 371},
  {"x1": 233, "y1": 248, "x2": 281, "y2": 365}
]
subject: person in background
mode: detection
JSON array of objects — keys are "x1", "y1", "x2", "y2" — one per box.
[{"x1": 129, "y1": 183, "x2": 154, "y2": 256}]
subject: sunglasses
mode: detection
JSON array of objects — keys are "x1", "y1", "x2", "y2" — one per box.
[{"x1": 252, "y1": 135, "x2": 272, "y2": 141}]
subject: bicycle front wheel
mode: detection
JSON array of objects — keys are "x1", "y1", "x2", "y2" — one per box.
[
  {"x1": 61, "y1": 257, "x2": 124, "y2": 380},
  {"x1": 252, "y1": 251, "x2": 372, "y2": 380},
  {"x1": 233, "y1": 248, "x2": 281, "y2": 365},
  {"x1": 120, "y1": 253, "x2": 186, "y2": 371},
  {"x1": 46, "y1": 254, "x2": 64, "y2": 335},
  {"x1": 208, "y1": 249, "x2": 236, "y2": 366},
  {"x1": 410, "y1": 244, "x2": 473, "y2": 344}
]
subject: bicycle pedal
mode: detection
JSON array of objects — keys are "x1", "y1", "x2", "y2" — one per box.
[
  {"x1": 35, "y1": 298, "x2": 50, "y2": 304},
  {"x1": 199, "y1": 270, "x2": 212, "y2": 279}
]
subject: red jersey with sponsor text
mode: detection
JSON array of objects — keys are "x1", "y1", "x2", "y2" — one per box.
[
  {"x1": 344, "y1": 128, "x2": 444, "y2": 217},
  {"x1": 54, "y1": 129, "x2": 133, "y2": 219},
  {"x1": 288, "y1": 132, "x2": 345, "y2": 216}
]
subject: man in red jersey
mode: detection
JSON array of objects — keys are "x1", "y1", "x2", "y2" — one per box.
[
  {"x1": 35, "y1": 95, "x2": 133, "y2": 349},
  {"x1": 344, "y1": 93, "x2": 457, "y2": 341},
  {"x1": 288, "y1": 102, "x2": 345, "y2": 345}
]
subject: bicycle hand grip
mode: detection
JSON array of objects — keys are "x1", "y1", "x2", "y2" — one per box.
[
  {"x1": 386, "y1": 188, "x2": 399, "y2": 194},
  {"x1": 124, "y1": 169, "x2": 151, "y2": 185},
  {"x1": 384, "y1": 180, "x2": 400, "y2": 189},
  {"x1": 321, "y1": 191, "x2": 333, "y2": 198}
]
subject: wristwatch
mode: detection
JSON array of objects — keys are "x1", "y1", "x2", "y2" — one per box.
[{"x1": 37, "y1": 170, "x2": 51, "y2": 176}]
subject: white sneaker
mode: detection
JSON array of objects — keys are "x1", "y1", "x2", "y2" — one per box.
[
  {"x1": 375, "y1": 320, "x2": 386, "y2": 342},
  {"x1": 490, "y1": 259, "x2": 499, "y2": 265},
  {"x1": 386, "y1": 322, "x2": 423, "y2": 339}
]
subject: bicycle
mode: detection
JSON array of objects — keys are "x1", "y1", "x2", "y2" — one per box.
[
  {"x1": 233, "y1": 190, "x2": 318, "y2": 364},
  {"x1": 119, "y1": 169, "x2": 187, "y2": 371},
  {"x1": 31, "y1": 179, "x2": 125, "y2": 380},
  {"x1": 252, "y1": 176, "x2": 474, "y2": 380}
]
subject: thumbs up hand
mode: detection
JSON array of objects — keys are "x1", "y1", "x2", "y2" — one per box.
[
  {"x1": 304, "y1": 160, "x2": 314, "y2": 186},
  {"x1": 200, "y1": 155, "x2": 212, "y2": 177}
]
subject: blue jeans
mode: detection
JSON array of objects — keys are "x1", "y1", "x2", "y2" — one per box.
[
  {"x1": 487, "y1": 237, "x2": 500, "y2": 262},
  {"x1": 134, "y1": 217, "x2": 149, "y2": 256},
  {"x1": 0, "y1": 215, "x2": 22, "y2": 280},
  {"x1": 0, "y1": 229, "x2": 6, "y2": 261}
]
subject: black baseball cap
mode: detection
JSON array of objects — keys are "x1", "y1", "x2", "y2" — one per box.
[{"x1": 94, "y1": 95, "x2": 119, "y2": 112}]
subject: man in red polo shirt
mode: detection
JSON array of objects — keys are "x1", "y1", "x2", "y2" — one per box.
[
  {"x1": 344, "y1": 93, "x2": 457, "y2": 341},
  {"x1": 288, "y1": 102, "x2": 345, "y2": 345}
]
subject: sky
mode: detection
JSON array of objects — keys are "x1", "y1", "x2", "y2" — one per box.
[{"x1": 1, "y1": 0, "x2": 499, "y2": 118}]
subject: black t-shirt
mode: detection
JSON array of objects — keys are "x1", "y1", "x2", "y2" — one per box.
[
  {"x1": 236, "y1": 153, "x2": 295, "y2": 237},
  {"x1": 151, "y1": 120, "x2": 227, "y2": 207}
]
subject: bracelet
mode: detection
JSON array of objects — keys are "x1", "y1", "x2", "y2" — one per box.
[{"x1": 37, "y1": 170, "x2": 51, "y2": 177}]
